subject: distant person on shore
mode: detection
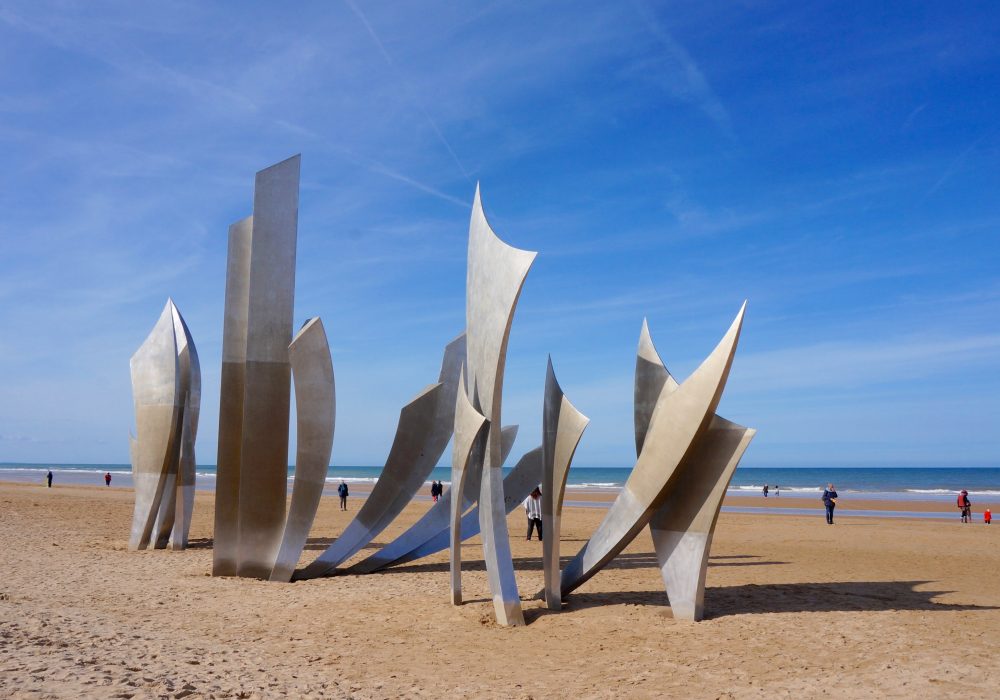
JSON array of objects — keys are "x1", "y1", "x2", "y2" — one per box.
[
  {"x1": 985, "y1": 508, "x2": 992, "y2": 525},
  {"x1": 524, "y1": 487, "x2": 543, "y2": 541},
  {"x1": 46, "y1": 470, "x2": 53, "y2": 488},
  {"x1": 822, "y1": 483, "x2": 838, "y2": 524},
  {"x1": 104, "y1": 472, "x2": 112, "y2": 487},
  {"x1": 763, "y1": 484, "x2": 769, "y2": 498},
  {"x1": 338, "y1": 480, "x2": 349, "y2": 511},
  {"x1": 774, "y1": 484, "x2": 780, "y2": 497},
  {"x1": 430, "y1": 480, "x2": 441, "y2": 503},
  {"x1": 957, "y1": 490, "x2": 972, "y2": 523}
]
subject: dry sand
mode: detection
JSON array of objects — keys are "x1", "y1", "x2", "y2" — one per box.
[{"x1": 1, "y1": 481, "x2": 998, "y2": 699}]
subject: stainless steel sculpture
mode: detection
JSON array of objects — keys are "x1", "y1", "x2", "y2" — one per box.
[
  {"x1": 129, "y1": 300, "x2": 200, "y2": 552},
  {"x1": 541, "y1": 358, "x2": 589, "y2": 610},
  {"x1": 129, "y1": 302, "x2": 181, "y2": 551},
  {"x1": 637, "y1": 320, "x2": 756, "y2": 621},
  {"x1": 236, "y1": 155, "x2": 300, "y2": 579},
  {"x1": 214, "y1": 216, "x2": 253, "y2": 575},
  {"x1": 464, "y1": 185, "x2": 536, "y2": 626},
  {"x1": 347, "y1": 425, "x2": 519, "y2": 575},
  {"x1": 213, "y1": 155, "x2": 337, "y2": 581},
  {"x1": 269, "y1": 318, "x2": 336, "y2": 582},
  {"x1": 450, "y1": 368, "x2": 488, "y2": 604},
  {"x1": 298, "y1": 334, "x2": 465, "y2": 580},
  {"x1": 560, "y1": 303, "x2": 747, "y2": 602},
  {"x1": 169, "y1": 304, "x2": 201, "y2": 550}
]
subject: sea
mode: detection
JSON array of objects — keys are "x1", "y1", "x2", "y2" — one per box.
[{"x1": 2, "y1": 463, "x2": 998, "y2": 505}]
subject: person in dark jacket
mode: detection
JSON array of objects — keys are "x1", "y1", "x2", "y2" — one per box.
[
  {"x1": 822, "y1": 483, "x2": 838, "y2": 524},
  {"x1": 338, "y1": 480, "x2": 349, "y2": 511},
  {"x1": 46, "y1": 470, "x2": 53, "y2": 488}
]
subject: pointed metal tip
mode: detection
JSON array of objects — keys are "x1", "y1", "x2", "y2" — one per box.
[
  {"x1": 639, "y1": 317, "x2": 653, "y2": 343},
  {"x1": 732, "y1": 300, "x2": 748, "y2": 330}
]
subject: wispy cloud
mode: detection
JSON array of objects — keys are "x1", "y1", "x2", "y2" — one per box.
[
  {"x1": 733, "y1": 333, "x2": 1000, "y2": 393},
  {"x1": 928, "y1": 135, "x2": 989, "y2": 194},
  {"x1": 631, "y1": 0, "x2": 735, "y2": 139},
  {"x1": 343, "y1": 0, "x2": 470, "y2": 180},
  {"x1": 901, "y1": 103, "x2": 927, "y2": 131}
]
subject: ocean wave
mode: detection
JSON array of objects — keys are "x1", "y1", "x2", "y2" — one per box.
[
  {"x1": 733, "y1": 484, "x2": 823, "y2": 492},
  {"x1": 906, "y1": 488, "x2": 1000, "y2": 496},
  {"x1": 568, "y1": 482, "x2": 621, "y2": 489},
  {"x1": 0, "y1": 466, "x2": 124, "y2": 474}
]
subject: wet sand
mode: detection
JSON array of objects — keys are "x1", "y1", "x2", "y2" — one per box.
[{"x1": 1, "y1": 481, "x2": 998, "y2": 698}]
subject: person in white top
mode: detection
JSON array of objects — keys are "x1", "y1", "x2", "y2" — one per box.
[{"x1": 524, "y1": 486, "x2": 543, "y2": 541}]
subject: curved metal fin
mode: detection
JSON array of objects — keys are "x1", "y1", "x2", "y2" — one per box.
[
  {"x1": 269, "y1": 317, "x2": 335, "y2": 582},
  {"x1": 298, "y1": 333, "x2": 464, "y2": 579},
  {"x1": 541, "y1": 357, "x2": 589, "y2": 610},
  {"x1": 450, "y1": 366, "x2": 489, "y2": 604},
  {"x1": 128, "y1": 300, "x2": 181, "y2": 551},
  {"x1": 465, "y1": 185, "x2": 536, "y2": 626},
  {"x1": 561, "y1": 303, "x2": 746, "y2": 597}
]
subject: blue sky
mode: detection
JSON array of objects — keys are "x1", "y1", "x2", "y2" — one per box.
[{"x1": 0, "y1": 1, "x2": 997, "y2": 468}]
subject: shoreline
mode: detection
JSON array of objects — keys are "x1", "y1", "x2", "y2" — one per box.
[
  {"x1": 4, "y1": 465, "x2": 997, "y2": 503},
  {"x1": 3, "y1": 479, "x2": 990, "y2": 522}
]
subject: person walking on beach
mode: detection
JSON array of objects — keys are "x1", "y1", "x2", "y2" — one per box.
[
  {"x1": 763, "y1": 484, "x2": 769, "y2": 498},
  {"x1": 430, "y1": 480, "x2": 441, "y2": 503},
  {"x1": 338, "y1": 480, "x2": 349, "y2": 511},
  {"x1": 985, "y1": 508, "x2": 992, "y2": 525},
  {"x1": 524, "y1": 487, "x2": 543, "y2": 541},
  {"x1": 46, "y1": 470, "x2": 53, "y2": 488},
  {"x1": 957, "y1": 490, "x2": 972, "y2": 523},
  {"x1": 774, "y1": 484, "x2": 780, "y2": 497},
  {"x1": 822, "y1": 483, "x2": 838, "y2": 524},
  {"x1": 104, "y1": 472, "x2": 112, "y2": 487}
]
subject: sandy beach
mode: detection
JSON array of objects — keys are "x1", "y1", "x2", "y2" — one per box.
[{"x1": 1, "y1": 481, "x2": 998, "y2": 699}]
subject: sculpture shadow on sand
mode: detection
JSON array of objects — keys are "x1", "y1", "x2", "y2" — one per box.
[{"x1": 554, "y1": 580, "x2": 999, "y2": 618}]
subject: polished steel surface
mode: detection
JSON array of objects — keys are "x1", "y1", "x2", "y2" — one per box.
[
  {"x1": 346, "y1": 424, "x2": 518, "y2": 575},
  {"x1": 449, "y1": 367, "x2": 488, "y2": 604},
  {"x1": 128, "y1": 301, "x2": 181, "y2": 551},
  {"x1": 541, "y1": 358, "x2": 589, "y2": 610},
  {"x1": 560, "y1": 303, "x2": 746, "y2": 597},
  {"x1": 213, "y1": 215, "x2": 252, "y2": 575},
  {"x1": 299, "y1": 334, "x2": 465, "y2": 579},
  {"x1": 637, "y1": 319, "x2": 755, "y2": 621},
  {"x1": 390, "y1": 445, "x2": 543, "y2": 569},
  {"x1": 169, "y1": 303, "x2": 200, "y2": 550},
  {"x1": 465, "y1": 185, "x2": 536, "y2": 626},
  {"x1": 236, "y1": 155, "x2": 301, "y2": 579},
  {"x1": 269, "y1": 318, "x2": 336, "y2": 582}
]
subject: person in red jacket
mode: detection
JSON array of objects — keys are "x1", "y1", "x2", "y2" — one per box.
[
  {"x1": 985, "y1": 508, "x2": 992, "y2": 525},
  {"x1": 957, "y1": 490, "x2": 972, "y2": 523}
]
